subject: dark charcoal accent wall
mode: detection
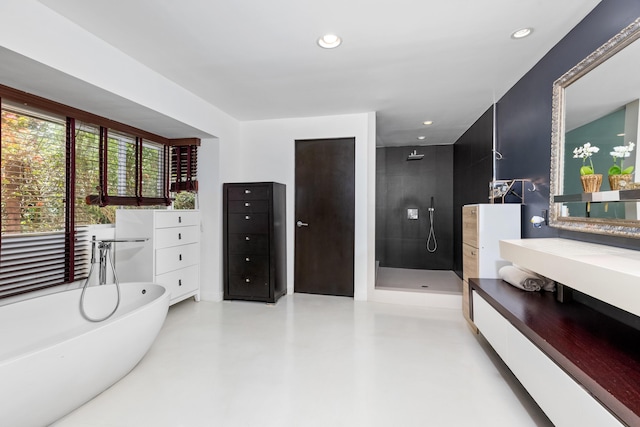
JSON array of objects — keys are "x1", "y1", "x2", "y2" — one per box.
[
  {"x1": 452, "y1": 107, "x2": 495, "y2": 277},
  {"x1": 495, "y1": 0, "x2": 640, "y2": 251},
  {"x1": 376, "y1": 145, "x2": 453, "y2": 270}
]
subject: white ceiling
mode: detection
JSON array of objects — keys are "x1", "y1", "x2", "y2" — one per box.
[{"x1": 19, "y1": 0, "x2": 602, "y2": 146}]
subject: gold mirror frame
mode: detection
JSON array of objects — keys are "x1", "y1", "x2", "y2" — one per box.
[{"x1": 549, "y1": 17, "x2": 640, "y2": 238}]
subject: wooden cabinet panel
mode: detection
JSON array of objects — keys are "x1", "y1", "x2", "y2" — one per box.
[
  {"x1": 462, "y1": 205, "x2": 478, "y2": 247},
  {"x1": 462, "y1": 243, "x2": 479, "y2": 283},
  {"x1": 223, "y1": 182, "x2": 286, "y2": 303},
  {"x1": 227, "y1": 200, "x2": 269, "y2": 214},
  {"x1": 228, "y1": 234, "x2": 269, "y2": 254},
  {"x1": 227, "y1": 185, "x2": 271, "y2": 201},
  {"x1": 228, "y1": 275, "x2": 270, "y2": 298},
  {"x1": 228, "y1": 254, "x2": 269, "y2": 277},
  {"x1": 228, "y1": 213, "x2": 269, "y2": 234},
  {"x1": 461, "y1": 204, "x2": 520, "y2": 330}
]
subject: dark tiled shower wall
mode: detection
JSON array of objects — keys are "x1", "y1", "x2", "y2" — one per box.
[{"x1": 376, "y1": 145, "x2": 454, "y2": 270}]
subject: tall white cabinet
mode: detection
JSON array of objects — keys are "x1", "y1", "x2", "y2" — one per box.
[
  {"x1": 115, "y1": 209, "x2": 201, "y2": 305},
  {"x1": 462, "y1": 203, "x2": 520, "y2": 329}
]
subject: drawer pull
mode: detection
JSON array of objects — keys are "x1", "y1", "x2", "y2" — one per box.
[
  {"x1": 179, "y1": 254, "x2": 183, "y2": 261},
  {"x1": 245, "y1": 215, "x2": 251, "y2": 220},
  {"x1": 245, "y1": 236, "x2": 250, "y2": 241},
  {"x1": 178, "y1": 233, "x2": 182, "y2": 240},
  {"x1": 245, "y1": 278, "x2": 251, "y2": 283},
  {"x1": 178, "y1": 216, "x2": 182, "y2": 223},
  {"x1": 245, "y1": 257, "x2": 250, "y2": 262},
  {"x1": 471, "y1": 250, "x2": 477, "y2": 256},
  {"x1": 245, "y1": 189, "x2": 251, "y2": 194},
  {"x1": 178, "y1": 279, "x2": 182, "y2": 287},
  {"x1": 245, "y1": 202, "x2": 251, "y2": 207}
]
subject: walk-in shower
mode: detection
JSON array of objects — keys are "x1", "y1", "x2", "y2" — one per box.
[{"x1": 375, "y1": 145, "x2": 461, "y2": 295}]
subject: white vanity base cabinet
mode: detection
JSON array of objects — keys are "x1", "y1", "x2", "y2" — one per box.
[
  {"x1": 116, "y1": 210, "x2": 201, "y2": 306},
  {"x1": 473, "y1": 292, "x2": 622, "y2": 427}
]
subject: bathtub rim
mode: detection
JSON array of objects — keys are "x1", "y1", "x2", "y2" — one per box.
[{"x1": 0, "y1": 282, "x2": 169, "y2": 364}]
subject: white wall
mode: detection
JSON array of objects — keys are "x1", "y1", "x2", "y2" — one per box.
[{"x1": 237, "y1": 113, "x2": 376, "y2": 300}]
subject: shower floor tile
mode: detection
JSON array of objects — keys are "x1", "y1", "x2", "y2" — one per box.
[{"x1": 376, "y1": 267, "x2": 462, "y2": 294}]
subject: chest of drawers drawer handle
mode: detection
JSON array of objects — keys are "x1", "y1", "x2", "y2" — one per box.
[
  {"x1": 179, "y1": 254, "x2": 183, "y2": 261},
  {"x1": 178, "y1": 216, "x2": 182, "y2": 224},
  {"x1": 245, "y1": 215, "x2": 251, "y2": 220},
  {"x1": 245, "y1": 189, "x2": 251, "y2": 194},
  {"x1": 178, "y1": 279, "x2": 182, "y2": 287},
  {"x1": 178, "y1": 233, "x2": 182, "y2": 240},
  {"x1": 471, "y1": 250, "x2": 477, "y2": 256},
  {"x1": 245, "y1": 257, "x2": 250, "y2": 262},
  {"x1": 245, "y1": 278, "x2": 251, "y2": 283},
  {"x1": 245, "y1": 202, "x2": 251, "y2": 207},
  {"x1": 245, "y1": 236, "x2": 250, "y2": 241}
]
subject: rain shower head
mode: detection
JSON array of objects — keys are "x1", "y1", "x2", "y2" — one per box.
[{"x1": 407, "y1": 149, "x2": 424, "y2": 161}]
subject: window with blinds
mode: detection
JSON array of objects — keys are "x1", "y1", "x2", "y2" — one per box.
[
  {"x1": 0, "y1": 105, "x2": 89, "y2": 297},
  {"x1": 0, "y1": 84, "x2": 198, "y2": 299},
  {"x1": 171, "y1": 145, "x2": 198, "y2": 192}
]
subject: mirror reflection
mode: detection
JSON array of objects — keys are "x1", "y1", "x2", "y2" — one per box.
[{"x1": 550, "y1": 17, "x2": 640, "y2": 236}]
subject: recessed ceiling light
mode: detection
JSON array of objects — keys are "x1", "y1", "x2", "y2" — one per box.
[
  {"x1": 317, "y1": 34, "x2": 342, "y2": 49},
  {"x1": 511, "y1": 28, "x2": 533, "y2": 39},
  {"x1": 417, "y1": 136, "x2": 426, "y2": 140},
  {"x1": 422, "y1": 121, "x2": 433, "y2": 126}
]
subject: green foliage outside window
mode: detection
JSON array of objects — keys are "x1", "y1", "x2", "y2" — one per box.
[{"x1": 1, "y1": 108, "x2": 167, "y2": 234}]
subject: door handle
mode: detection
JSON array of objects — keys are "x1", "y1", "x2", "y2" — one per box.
[{"x1": 296, "y1": 220, "x2": 309, "y2": 228}]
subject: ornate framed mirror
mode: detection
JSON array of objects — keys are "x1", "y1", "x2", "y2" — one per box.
[{"x1": 549, "y1": 17, "x2": 640, "y2": 237}]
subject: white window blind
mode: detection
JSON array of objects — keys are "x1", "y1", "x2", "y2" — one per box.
[
  {"x1": 0, "y1": 228, "x2": 89, "y2": 298},
  {"x1": 1, "y1": 105, "x2": 90, "y2": 297}
]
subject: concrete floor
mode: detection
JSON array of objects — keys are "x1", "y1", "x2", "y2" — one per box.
[{"x1": 53, "y1": 294, "x2": 552, "y2": 427}]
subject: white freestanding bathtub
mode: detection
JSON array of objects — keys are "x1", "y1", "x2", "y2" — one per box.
[{"x1": 0, "y1": 283, "x2": 169, "y2": 427}]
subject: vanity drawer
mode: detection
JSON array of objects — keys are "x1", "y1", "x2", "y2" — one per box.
[
  {"x1": 462, "y1": 242, "x2": 479, "y2": 282},
  {"x1": 155, "y1": 243, "x2": 200, "y2": 275},
  {"x1": 228, "y1": 274, "x2": 270, "y2": 298},
  {"x1": 227, "y1": 185, "x2": 271, "y2": 201},
  {"x1": 227, "y1": 200, "x2": 269, "y2": 214},
  {"x1": 228, "y1": 254, "x2": 269, "y2": 277},
  {"x1": 228, "y1": 213, "x2": 269, "y2": 234},
  {"x1": 155, "y1": 225, "x2": 199, "y2": 249},
  {"x1": 228, "y1": 233, "x2": 269, "y2": 254},
  {"x1": 155, "y1": 211, "x2": 200, "y2": 228},
  {"x1": 462, "y1": 205, "x2": 479, "y2": 247},
  {"x1": 155, "y1": 264, "x2": 199, "y2": 301}
]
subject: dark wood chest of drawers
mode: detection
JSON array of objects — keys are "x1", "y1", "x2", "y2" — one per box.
[{"x1": 223, "y1": 182, "x2": 286, "y2": 303}]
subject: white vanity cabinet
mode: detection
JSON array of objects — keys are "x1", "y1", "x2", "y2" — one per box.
[{"x1": 115, "y1": 209, "x2": 201, "y2": 305}]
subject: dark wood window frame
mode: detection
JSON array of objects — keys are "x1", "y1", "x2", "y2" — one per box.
[{"x1": 0, "y1": 84, "x2": 200, "y2": 298}]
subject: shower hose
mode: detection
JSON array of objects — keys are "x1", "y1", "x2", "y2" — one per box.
[
  {"x1": 80, "y1": 241, "x2": 121, "y2": 323},
  {"x1": 427, "y1": 207, "x2": 437, "y2": 253}
]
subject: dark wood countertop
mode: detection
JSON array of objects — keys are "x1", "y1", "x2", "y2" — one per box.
[{"x1": 469, "y1": 278, "x2": 640, "y2": 427}]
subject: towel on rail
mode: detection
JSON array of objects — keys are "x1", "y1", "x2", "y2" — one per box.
[{"x1": 498, "y1": 265, "x2": 556, "y2": 292}]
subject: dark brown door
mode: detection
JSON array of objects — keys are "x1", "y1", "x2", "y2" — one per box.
[{"x1": 294, "y1": 138, "x2": 355, "y2": 297}]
